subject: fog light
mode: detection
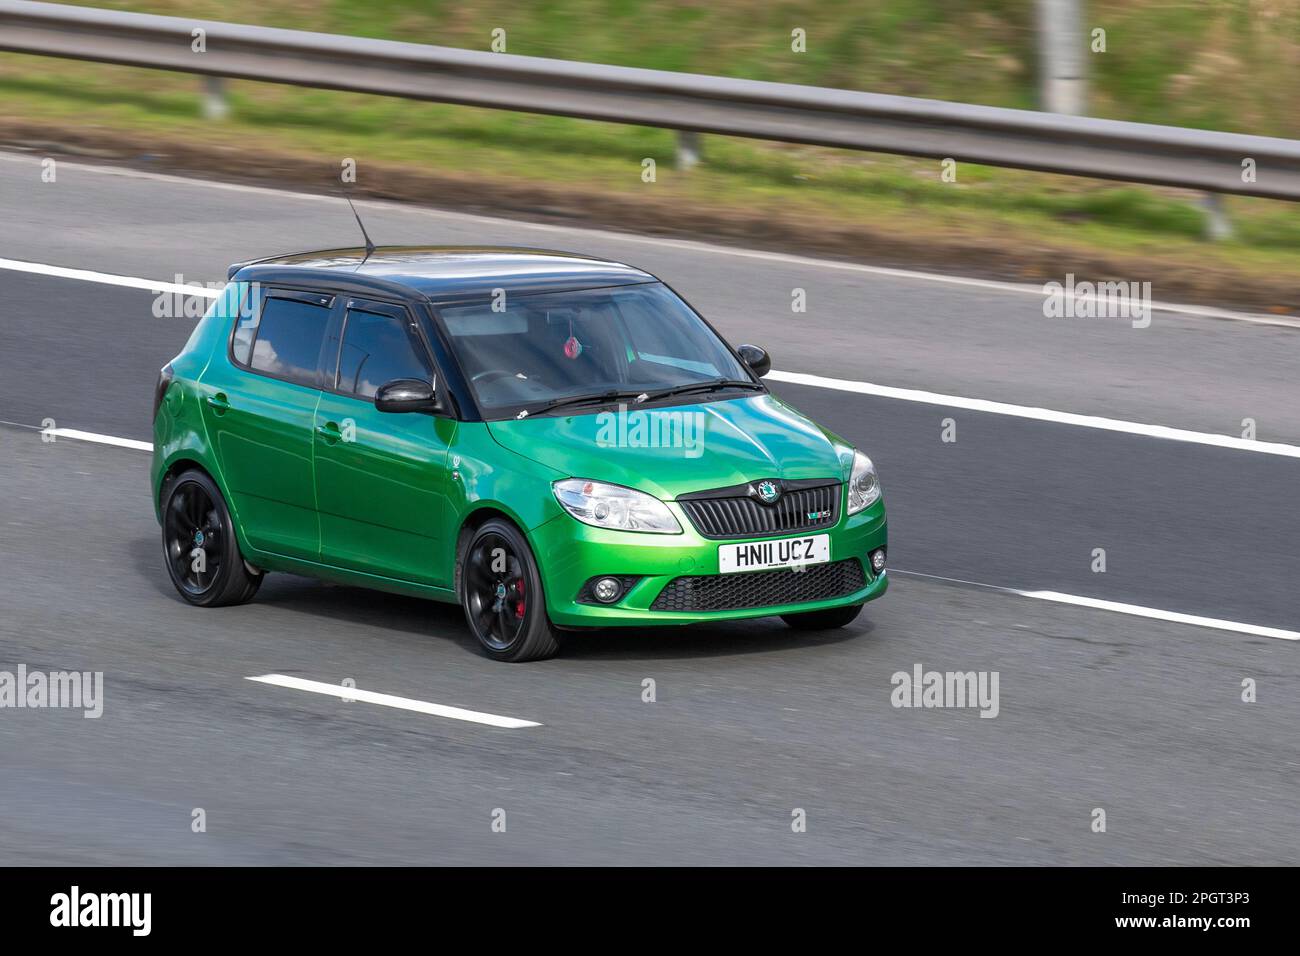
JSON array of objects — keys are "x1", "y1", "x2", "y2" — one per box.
[
  {"x1": 592, "y1": 577, "x2": 623, "y2": 603},
  {"x1": 869, "y1": 548, "x2": 887, "y2": 573}
]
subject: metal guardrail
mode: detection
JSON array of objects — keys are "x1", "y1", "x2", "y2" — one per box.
[{"x1": 2, "y1": 0, "x2": 1299, "y2": 200}]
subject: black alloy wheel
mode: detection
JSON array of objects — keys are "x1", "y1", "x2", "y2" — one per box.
[
  {"x1": 460, "y1": 519, "x2": 559, "y2": 662},
  {"x1": 161, "y1": 469, "x2": 262, "y2": 607}
]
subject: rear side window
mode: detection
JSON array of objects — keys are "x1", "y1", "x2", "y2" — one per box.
[
  {"x1": 230, "y1": 284, "x2": 262, "y2": 366},
  {"x1": 245, "y1": 295, "x2": 331, "y2": 388},
  {"x1": 337, "y1": 309, "x2": 433, "y2": 399}
]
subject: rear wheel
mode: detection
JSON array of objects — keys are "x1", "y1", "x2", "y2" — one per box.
[
  {"x1": 161, "y1": 469, "x2": 262, "y2": 607},
  {"x1": 781, "y1": 603, "x2": 863, "y2": 630},
  {"x1": 459, "y1": 519, "x2": 559, "y2": 662}
]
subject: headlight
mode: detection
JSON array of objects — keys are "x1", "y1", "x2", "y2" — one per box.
[
  {"x1": 847, "y1": 450, "x2": 881, "y2": 514},
  {"x1": 552, "y1": 479, "x2": 682, "y2": 534}
]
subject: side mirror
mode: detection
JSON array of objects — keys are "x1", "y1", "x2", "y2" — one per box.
[
  {"x1": 737, "y1": 344, "x2": 771, "y2": 378},
  {"x1": 375, "y1": 378, "x2": 440, "y2": 413}
]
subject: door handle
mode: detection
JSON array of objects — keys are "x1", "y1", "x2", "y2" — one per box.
[
  {"x1": 206, "y1": 393, "x2": 231, "y2": 413},
  {"x1": 315, "y1": 422, "x2": 342, "y2": 444}
]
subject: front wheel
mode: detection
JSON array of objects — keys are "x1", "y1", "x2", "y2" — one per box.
[
  {"x1": 459, "y1": 519, "x2": 559, "y2": 662},
  {"x1": 780, "y1": 603, "x2": 863, "y2": 631},
  {"x1": 161, "y1": 468, "x2": 262, "y2": 607}
]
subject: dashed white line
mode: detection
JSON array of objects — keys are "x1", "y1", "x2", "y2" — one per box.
[
  {"x1": 893, "y1": 570, "x2": 1299, "y2": 642},
  {"x1": 246, "y1": 674, "x2": 541, "y2": 728},
  {"x1": 1016, "y1": 590, "x2": 1299, "y2": 641},
  {"x1": 767, "y1": 370, "x2": 1300, "y2": 459},
  {"x1": 42, "y1": 426, "x2": 153, "y2": 452},
  {"x1": 0, "y1": 420, "x2": 156, "y2": 451}
]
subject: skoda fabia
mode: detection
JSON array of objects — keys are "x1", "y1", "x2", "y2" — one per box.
[{"x1": 152, "y1": 247, "x2": 888, "y2": 661}]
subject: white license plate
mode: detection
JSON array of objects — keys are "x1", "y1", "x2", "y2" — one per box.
[{"x1": 718, "y1": 534, "x2": 830, "y2": 573}]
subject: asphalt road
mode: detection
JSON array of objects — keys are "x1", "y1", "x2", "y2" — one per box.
[{"x1": 0, "y1": 152, "x2": 1297, "y2": 865}]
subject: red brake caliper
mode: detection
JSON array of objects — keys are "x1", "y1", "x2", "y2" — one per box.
[{"x1": 515, "y1": 576, "x2": 526, "y2": 618}]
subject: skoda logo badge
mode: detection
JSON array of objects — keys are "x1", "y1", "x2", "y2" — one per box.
[{"x1": 756, "y1": 480, "x2": 780, "y2": 504}]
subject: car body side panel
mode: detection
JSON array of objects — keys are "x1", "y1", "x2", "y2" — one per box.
[
  {"x1": 196, "y1": 358, "x2": 323, "y2": 562},
  {"x1": 443, "y1": 421, "x2": 565, "y2": 558},
  {"x1": 240, "y1": 551, "x2": 458, "y2": 603},
  {"x1": 314, "y1": 393, "x2": 457, "y2": 587}
]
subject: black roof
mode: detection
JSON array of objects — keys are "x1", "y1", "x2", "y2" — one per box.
[{"x1": 228, "y1": 246, "x2": 656, "y2": 303}]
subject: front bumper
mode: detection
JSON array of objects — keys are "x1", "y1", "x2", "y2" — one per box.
[{"x1": 529, "y1": 497, "x2": 888, "y2": 627}]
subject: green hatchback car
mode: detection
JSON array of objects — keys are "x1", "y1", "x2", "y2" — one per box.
[{"x1": 152, "y1": 247, "x2": 887, "y2": 661}]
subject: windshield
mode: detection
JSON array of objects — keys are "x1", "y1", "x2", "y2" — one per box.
[{"x1": 435, "y1": 282, "x2": 757, "y2": 418}]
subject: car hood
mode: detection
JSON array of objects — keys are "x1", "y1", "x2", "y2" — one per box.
[{"x1": 486, "y1": 393, "x2": 850, "y2": 500}]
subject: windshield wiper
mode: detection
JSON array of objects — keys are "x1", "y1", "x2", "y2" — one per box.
[
  {"x1": 638, "y1": 378, "x2": 764, "y2": 403},
  {"x1": 516, "y1": 389, "x2": 648, "y2": 419},
  {"x1": 516, "y1": 379, "x2": 763, "y2": 419}
]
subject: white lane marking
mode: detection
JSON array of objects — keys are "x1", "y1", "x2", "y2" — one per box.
[
  {"x1": 0, "y1": 420, "x2": 158, "y2": 451},
  {"x1": 893, "y1": 570, "x2": 1299, "y2": 642},
  {"x1": 0, "y1": 256, "x2": 221, "y2": 298},
  {"x1": 1018, "y1": 591, "x2": 1299, "y2": 641},
  {"x1": 19, "y1": 364, "x2": 1300, "y2": 466},
  {"x1": 5, "y1": 423, "x2": 155, "y2": 451},
  {"x1": 0, "y1": 150, "x2": 1293, "y2": 328},
  {"x1": 2, "y1": 417, "x2": 1289, "y2": 642},
  {"x1": 768, "y1": 369, "x2": 1300, "y2": 459},
  {"x1": 246, "y1": 674, "x2": 541, "y2": 728},
  {"x1": 4, "y1": 254, "x2": 1298, "y2": 456}
]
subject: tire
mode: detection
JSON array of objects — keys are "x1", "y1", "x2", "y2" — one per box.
[
  {"x1": 161, "y1": 468, "x2": 263, "y2": 607},
  {"x1": 458, "y1": 518, "x2": 559, "y2": 662},
  {"x1": 780, "y1": 602, "x2": 863, "y2": 631}
]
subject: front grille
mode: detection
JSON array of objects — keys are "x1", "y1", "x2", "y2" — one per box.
[
  {"x1": 650, "y1": 558, "x2": 866, "y2": 612},
  {"x1": 679, "y1": 480, "x2": 840, "y2": 539}
]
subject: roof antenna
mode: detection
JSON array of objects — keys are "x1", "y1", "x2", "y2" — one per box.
[{"x1": 344, "y1": 191, "x2": 377, "y2": 262}]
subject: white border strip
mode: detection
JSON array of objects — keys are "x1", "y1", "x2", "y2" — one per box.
[
  {"x1": 1, "y1": 150, "x2": 1295, "y2": 328},
  {"x1": 246, "y1": 674, "x2": 541, "y2": 728},
  {"x1": 768, "y1": 369, "x2": 1300, "y2": 459},
  {"x1": 0, "y1": 256, "x2": 220, "y2": 299}
]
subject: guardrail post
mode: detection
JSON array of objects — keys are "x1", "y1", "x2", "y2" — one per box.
[
  {"x1": 676, "y1": 130, "x2": 701, "y2": 170},
  {"x1": 1201, "y1": 193, "x2": 1233, "y2": 241},
  {"x1": 202, "y1": 75, "x2": 229, "y2": 120},
  {"x1": 1036, "y1": 0, "x2": 1086, "y2": 115}
]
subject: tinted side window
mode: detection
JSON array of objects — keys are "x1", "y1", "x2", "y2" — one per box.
[
  {"x1": 337, "y1": 309, "x2": 433, "y2": 399},
  {"x1": 248, "y1": 297, "x2": 330, "y2": 387}
]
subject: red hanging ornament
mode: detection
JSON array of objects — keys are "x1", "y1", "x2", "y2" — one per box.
[{"x1": 563, "y1": 317, "x2": 583, "y2": 359}]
